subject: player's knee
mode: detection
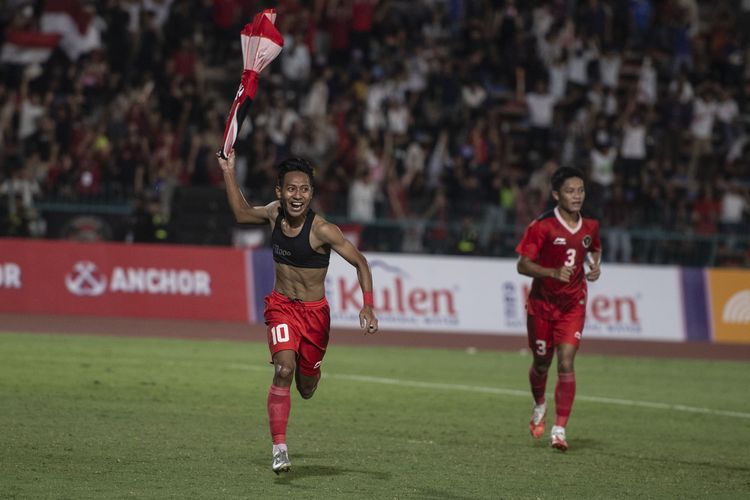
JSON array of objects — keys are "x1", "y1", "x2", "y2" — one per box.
[
  {"x1": 296, "y1": 375, "x2": 319, "y2": 399},
  {"x1": 532, "y1": 359, "x2": 552, "y2": 373},
  {"x1": 557, "y1": 360, "x2": 575, "y2": 373},
  {"x1": 298, "y1": 385, "x2": 317, "y2": 400},
  {"x1": 274, "y1": 363, "x2": 295, "y2": 382},
  {"x1": 533, "y1": 365, "x2": 550, "y2": 376}
]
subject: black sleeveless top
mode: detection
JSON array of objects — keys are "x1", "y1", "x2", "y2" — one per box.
[{"x1": 271, "y1": 209, "x2": 331, "y2": 268}]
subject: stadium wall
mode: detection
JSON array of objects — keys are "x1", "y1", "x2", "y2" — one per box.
[{"x1": 1, "y1": 239, "x2": 747, "y2": 344}]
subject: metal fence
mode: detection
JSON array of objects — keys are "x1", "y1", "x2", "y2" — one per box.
[
  {"x1": 26, "y1": 196, "x2": 750, "y2": 268},
  {"x1": 323, "y1": 217, "x2": 750, "y2": 268}
]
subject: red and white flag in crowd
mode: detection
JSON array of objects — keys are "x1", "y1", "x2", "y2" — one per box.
[
  {"x1": 219, "y1": 9, "x2": 284, "y2": 159},
  {"x1": 0, "y1": 29, "x2": 61, "y2": 65},
  {"x1": 40, "y1": 0, "x2": 102, "y2": 61}
]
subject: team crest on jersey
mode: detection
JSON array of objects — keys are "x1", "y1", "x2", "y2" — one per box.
[{"x1": 582, "y1": 235, "x2": 592, "y2": 248}]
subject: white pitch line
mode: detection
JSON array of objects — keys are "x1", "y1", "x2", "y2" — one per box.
[{"x1": 228, "y1": 364, "x2": 750, "y2": 420}]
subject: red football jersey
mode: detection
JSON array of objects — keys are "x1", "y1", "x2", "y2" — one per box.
[{"x1": 516, "y1": 207, "x2": 601, "y2": 315}]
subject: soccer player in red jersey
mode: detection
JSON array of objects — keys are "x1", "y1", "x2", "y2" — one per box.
[
  {"x1": 515, "y1": 166, "x2": 602, "y2": 451},
  {"x1": 218, "y1": 150, "x2": 379, "y2": 473}
]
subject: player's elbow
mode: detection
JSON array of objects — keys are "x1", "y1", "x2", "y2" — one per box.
[{"x1": 516, "y1": 259, "x2": 527, "y2": 276}]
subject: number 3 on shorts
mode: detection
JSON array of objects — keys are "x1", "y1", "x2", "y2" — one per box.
[
  {"x1": 535, "y1": 340, "x2": 546, "y2": 356},
  {"x1": 271, "y1": 324, "x2": 290, "y2": 345}
]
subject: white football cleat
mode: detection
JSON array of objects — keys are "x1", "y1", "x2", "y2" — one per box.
[
  {"x1": 550, "y1": 425, "x2": 568, "y2": 452},
  {"x1": 529, "y1": 402, "x2": 547, "y2": 438},
  {"x1": 272, "y1": 448, "x2": 291, "y2": 474}
]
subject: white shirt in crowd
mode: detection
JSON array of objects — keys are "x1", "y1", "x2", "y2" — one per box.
[
  {"x1": 387, "y1": 101, "x2": 410, "y2": 135},
  {"x1": 603, "y1": 90, "x2": 618, "y2": 116},
  {"x1": 620, "y1": 122, "x2": 647, "y2": 160},
  {"x1": 532, "y1": 5, "x2": 554, "y2": 43},
  {"x1": 716, "y1": 97, "x2": 739, "y2": 124},
  {"x1": 526, "y1": 91, "x2": 556, "y2": 128},
  {"x1": 567, "y1": 41, "x2": 597, "y2": 86},
  {"x1": 266, "y1": 107, "x2": 300, "y2": 146},
  {"x1": 18, "y1": 98, "x2": 44, "y2": 141},
  {"x1": 720, "y1": 189, "x2": 747, "y2": 224},
  {"x1": 599, "y1": 53, "x2": 621, "y2": 88},
  {"x1": 348, "y1": 177, "x2": 379, "y2": 222},
  {"x1": 548, "y1": 61, "x2": 567, "y2": 100},
  {"x1": 637, "y1": 60, "x2": 657, "y2": 104},
  {"x1": 0, "y1": 175, "x2": 41, "y2": 209},
  {"x1": 590, "y1": 147, "x2": 617, "y2": 187},
  {"x1": 301, "y1": 78, "x2": 329, "y2": 118},
  {"x1": 406, "y1": 51, "x2": 429, "y2": 93},
  {"x1": 462, "y1": 83, "x2": 487, "y2": 109},
  {"x1": 690, "y1": 98, "x2": 717, "y2": 140},
  {"x1": 281, "y1": 37, "x2": 311, "y2": 83},
  {"x1": 364, "y1": 82, "x2": 387, "y2": 131}
]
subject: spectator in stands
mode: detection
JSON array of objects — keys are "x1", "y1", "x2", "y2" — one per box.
[
  {"x1": 604, "y1": 182, "x2": 633, "y2": 263},
  {"x1": 719, "y1": 183, "x2": 749, "y2": 241},
  {"x1": 281, "y1": 32, "x2": 312, "y2": 90},
  {"x1": 588, "y1": 135, "x2": 616, "y2": 204},
  {"x1": 524, "y1": 79, "x2": 557, "y2": 161},
  {"x1": 617, "y1": 96, "x2": 650, "y2": 191},
  {"x1": 0, "y1": 162, "x2": 42, "y2": 237},
  {"x1": 688, "y1": 82, "x2": 719, "y2": 181},
  {"x1": 716, "y1": 88, "x2": 739, "y2": 153}
]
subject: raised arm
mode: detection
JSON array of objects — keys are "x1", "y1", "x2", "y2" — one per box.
[
  {"x1": 315, "y1": 221, "x2": 379, "y2": 334},
  {"x1": 218, "y1": 150, "x2": 276, "y2": 225}
]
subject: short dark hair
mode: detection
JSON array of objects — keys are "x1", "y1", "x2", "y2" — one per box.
[
  {"x1": 277, "y1": 157, "x2": 315, "y2": 187},
  {"x1": 551, "y1": 166, "x2": 585, "y2": 192}
]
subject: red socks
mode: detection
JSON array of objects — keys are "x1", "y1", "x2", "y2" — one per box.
[
  {"x1": 554, "y1": 372, "x2": 576, "y2": 427},
  {"x1": 529, "y1": 366, "x2": 548, "y2": 405},
  {"x1": 267, "y1": 385, "x2": 290, "y2": 445}
]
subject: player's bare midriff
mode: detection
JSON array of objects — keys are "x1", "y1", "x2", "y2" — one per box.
[{"x1": 274, "y1": 263, "x2": 327, "y2": 301}]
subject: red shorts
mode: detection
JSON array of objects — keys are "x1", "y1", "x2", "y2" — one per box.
[
  {"x1": 264, "y1": 290, "x2": 331, "y2": 377},
  {"x1": 526, "y1": 301, "x2": 586, "y2": 359}
]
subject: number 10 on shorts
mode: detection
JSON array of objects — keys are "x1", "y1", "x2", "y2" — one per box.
[{"x1": 271, "y1": 324, "x2": 290, "y2": 345}]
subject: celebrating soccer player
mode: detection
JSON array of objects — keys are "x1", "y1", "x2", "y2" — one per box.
[
  {"x1": 219, "y1": 151, "x2": 379, "y2": 473},
  {"x1": 216, "y1": 9, "x2": 379, "y2": 474},
  {"x1": 515, "y1": 167, "x2": 602, "y2": 451}
]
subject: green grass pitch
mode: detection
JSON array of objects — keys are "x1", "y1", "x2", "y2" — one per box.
[{"x1": 1, "y1": 332, "x2": 749, "y2": 499}]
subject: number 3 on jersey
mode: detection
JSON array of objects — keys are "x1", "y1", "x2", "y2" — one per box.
[
  {"x1": 565, "y1": 248, "x2": 576, "y2": 267},
  {"x1": 271, "y1": 324, "x2": 290, "y2": 345}
]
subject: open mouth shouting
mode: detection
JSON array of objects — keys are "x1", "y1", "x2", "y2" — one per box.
[{"x1": 288, "y1": 201, "x2": 305, "y2": 213}]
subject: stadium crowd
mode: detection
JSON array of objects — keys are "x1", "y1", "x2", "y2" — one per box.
[{"x1": 1, "y1": 0, "x2": 749, "y2": 265}]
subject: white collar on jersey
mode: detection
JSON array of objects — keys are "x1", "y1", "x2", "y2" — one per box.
[{"x1": 554, "y1": 206, "x2": 582, "y2": 234}]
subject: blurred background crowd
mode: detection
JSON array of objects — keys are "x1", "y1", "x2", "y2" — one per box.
[{"x1": 1, "y1": 0, "x2": 749, "y2": 266}]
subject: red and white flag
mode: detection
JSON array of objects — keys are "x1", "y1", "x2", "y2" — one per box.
[
  {"x1": 40, "y1": 0, "x2": 101, "y2": 61},
  {"x1": 219, "y1": 9, "x2": 284, "y2": 159},
  {"x1": 0, "y1": 29, "x2": 61, "y2": 65}
]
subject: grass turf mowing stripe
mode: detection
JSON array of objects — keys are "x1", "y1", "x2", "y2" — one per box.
[
  {"x1": 3, "y1": 340, "x2": 745, "y2": 421},
  {"x1": 226, "y1": 363, "x2": 750, "y2": 420}
]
